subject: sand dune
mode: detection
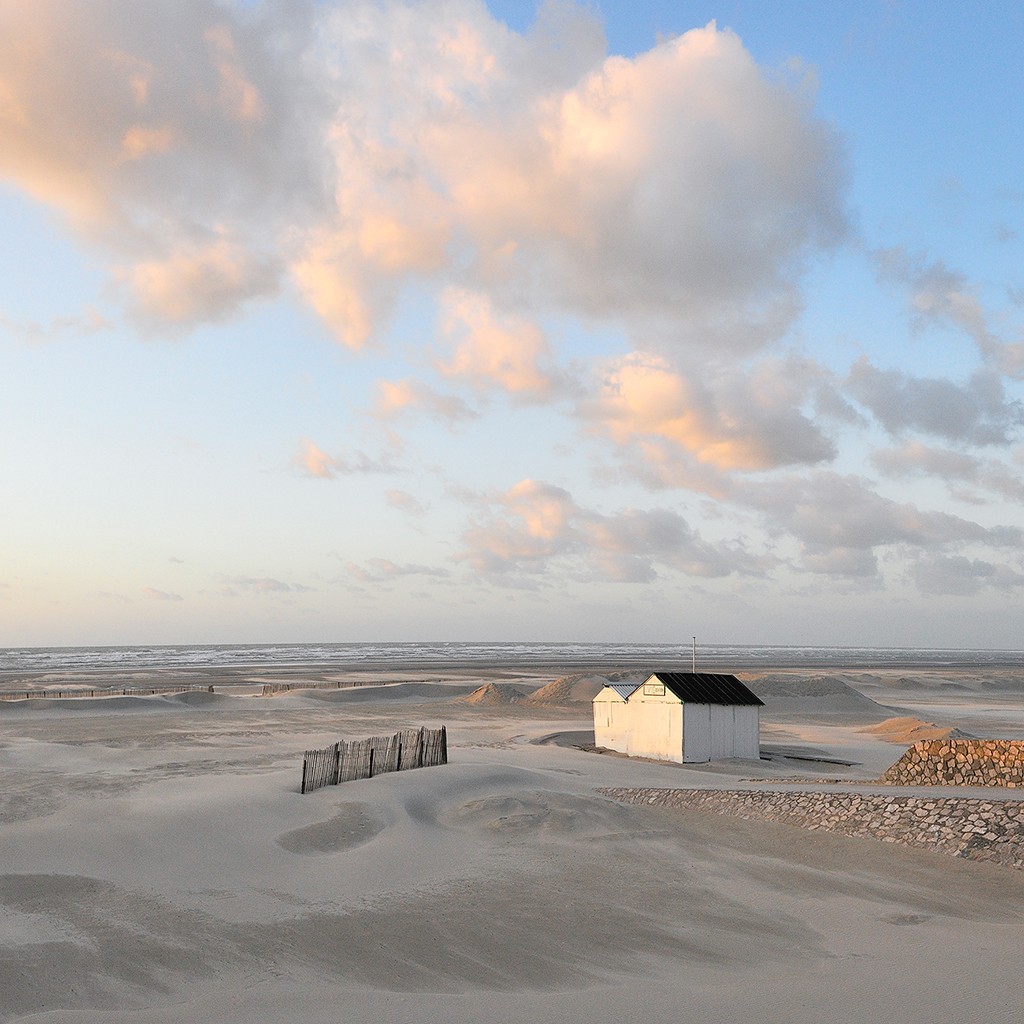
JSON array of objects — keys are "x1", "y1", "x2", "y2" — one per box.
[
  {"x1": 523, "y1": 672, "x2": 641, "y2": 705},
  {"x1": 456, "y1": 682, "x2": 525, "y2": 705},
  {"x1": 0, "y1": 692, "x2": 218, "y2": 715},
  {"x1": 747, "y1": 673, "x2": 897, "y2": 720},
  {"x1": 2, "y1": 667, "x2": 1023, "y2": 1023},
  {"x1": 276, "y1": 801, "x2": 387, "y2": 853},
  {"x1": 861, "y1": 716, "x2": 973, "y2": 744}
]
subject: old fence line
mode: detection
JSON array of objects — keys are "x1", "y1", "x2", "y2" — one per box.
[
  {"x1": 301, "y1": 725, "x2": 448, "y2": 794},
  {"x1": 261, "y1": 680, "x2": 410, "y2": 696},
  {"x1": 0, "y1": 684, "x2": 215, "y2": 701}
]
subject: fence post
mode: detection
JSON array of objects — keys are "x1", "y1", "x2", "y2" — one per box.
[
  {"x1": 332, "y1": 742, "x2": 341, "y2": 785},
  {"x1": 301, "y1": 757, "x2": 308, "y2": 795}
]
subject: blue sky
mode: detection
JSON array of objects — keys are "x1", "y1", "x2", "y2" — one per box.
[{"x1": 1, "y1": 1, "x2": 1022, "y2": 648}]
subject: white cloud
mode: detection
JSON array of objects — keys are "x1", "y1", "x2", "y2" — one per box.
[
  {"x1": 0, "y1": 3, "x2": 846, "y2": 351},
  {"x1": 457, "y1": 478, "x2": 767, "y2": 582},
  {"x1": 371, "y1": 378, "x2": 478, "y2": 424},
  {"x1": 436, "y1": 288, "x2": 556, "y2": 398},
  {"x1": 0, "y1": 0, "x2": 320, "y2": 325},
  {"x1": 124, "y1": 238, "x2": 280, "y2": 327},
  {"x1": 293, "y1": 439, "x2": 397, "y2": 479},
  {"x1": 584, "y1": 351, "x2": 836, "y2": 474}
]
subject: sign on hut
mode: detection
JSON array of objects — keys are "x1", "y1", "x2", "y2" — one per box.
[{"x1": 592, "y1": 671, "x2": 763, "y2": 764}]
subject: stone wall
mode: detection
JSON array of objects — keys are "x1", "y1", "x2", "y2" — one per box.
[
  {"x1": 880, "y1": 739, "x2": 1024, "y2": 787},
  {"x1": 601, "y1": 787, "x2": 1024, "y2": 870}
]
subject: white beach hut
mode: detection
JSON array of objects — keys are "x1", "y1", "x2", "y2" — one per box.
[{"x1": 592, "y1": 671, "x2": 763, "y2": 764}]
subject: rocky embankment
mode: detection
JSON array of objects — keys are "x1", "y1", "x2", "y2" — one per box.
[
  {"x1": 602, "y1": 787, "x2": 1024, "y2": 870},
  {"x1": 881, "y1": 740, "x2": 1024, "y2": 787}
]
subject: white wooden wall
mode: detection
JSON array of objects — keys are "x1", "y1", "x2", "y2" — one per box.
[{"x1": 594, "y1": 687, "x2": 760, "y2": 764}]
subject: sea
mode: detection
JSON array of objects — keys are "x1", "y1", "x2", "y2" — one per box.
[{"x1": 3, "y1": 641, "x2": 1024, "y2": 676}]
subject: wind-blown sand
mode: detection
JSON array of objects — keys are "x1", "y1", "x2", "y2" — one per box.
[
  {"x1": 2, "y1": 666, "x2": 1024, "y2": 1023},
  {"x1": 861, "y1": 716, "x2": 973, "y2": 744}
]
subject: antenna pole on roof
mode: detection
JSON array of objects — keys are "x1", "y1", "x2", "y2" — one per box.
[{"x1": 692, "y1": 636, "x2": 696, "y2": 673}]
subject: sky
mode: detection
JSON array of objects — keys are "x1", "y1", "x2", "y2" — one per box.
[{"x1": 2, "y1": 0, "x2": 1023, "y2": 649}]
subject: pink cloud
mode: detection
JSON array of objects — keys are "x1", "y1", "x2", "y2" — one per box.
[
  {"x1": 436, "y1": 288, "x2": 555, "y2": 398},
  {"x1": 371, "y1": 378, "x2": 477, "y2": 424},
  {"x1": 292, "y1": 439, "x2": 397, "y2": 479},
  {"x1": 0, "y1": 5, "x2": 844, "y2": 350}
]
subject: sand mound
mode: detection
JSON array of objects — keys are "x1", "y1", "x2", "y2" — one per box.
[
  {"x1": 162, "y1": 690, "x2": 233, "y2": 707},
  {"x1": 277, "y1": 803, "x2": 386, "y2": 854},
  {"x1": 438, "y1": 790, "x2": 647, "y2": 840},
  {"x1": 298, "y1": 682, "x2": 478, "y2": 703},
  {"x1": 524, "y1": 673, "x2": 624, "y2": 706},
  {"x1": 456, "y1": 682, "x2": 524, "y2": 706},
  {"x1": 861, "y1": 717, "x2": 973, "y2": 744},
  {"x1": 0, "y1": 694, "x2": 184, "y2": 714},
  {"x1": 746, "y1": 674, "x2": 893, "y2": 719}
]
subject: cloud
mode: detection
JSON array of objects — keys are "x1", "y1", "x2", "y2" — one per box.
[
  {"x1": 874, "y1": 248, "x2": 1024, "y2": 378},
  {"x1": 909, "y1": 555, "x2": 1024, "y2": 597},
  {"x1": 0, "y1": 3, "x2": 846, "y2": 350},
  {"x1": 346, "y1": 558, "x2": 450, "y2": 583},
  {"x1": 0, "y1": 0, "x2": 321, "y2": 326},
  {"x1": 141, "y1": 586, "x2": 183, "y2": 601},
  {"x1": 124, "y1": 238, "x2": 280, "y2": 327},
  {"x1": 371, "y1": 378, "x2": 478, "y2": 424},
  {"x1": 875, "y1": 248, "x2": 990, "y2": 342},
  {"x1": 739, "y1": 471, "x2": 1023, "y2": 578},
  {"x1": 293, "y1": 439, "x2": 396, "y2": 479},
  {"x1": 870, "y1": 442, "x2": 982, "y2": 481},
  {"x1": 1, "y1": 305, "x2": 113, "y2": 344},
  {"x1": 800, "y1": 546, "x2": 879, "y2": 578},
  {"x1": 460, "y1": 480, "x2": 576, "y2": 572},
  {"x1": 582, "y1": 506, "x2": 769, "y2": 582},
  {"x1": 458, "y1": 478, "x2": 766, "y2": 581},
  {"x1": 401, "y1": 17, "x2": 845, "y2": 347},
  {"x1": 386, "y1": 489, "x2": 427, "y2": 517},
  {"x1": 848, "y1": 359, "x2": 1023, "y2": 446},
  {"x1": 220, "y1": 575, "x2": 314, "y2": 593},
  {"x1": 585, "y1": 351, "x2": 836, "y2": 473},
  {"x1": 436, "y1": 288, "x2": 556, "y2": 398},
  {"x1": 871, "y1": 441, "x2": 1024, "y2": 503}
]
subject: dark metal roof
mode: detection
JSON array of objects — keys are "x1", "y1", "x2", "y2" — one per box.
[
  {"x1": 607, "y1": 682, "x2": 643, "y2": 700},
  {"x1": 648, "y1": 671, "x2": 764, "y2": 707}
]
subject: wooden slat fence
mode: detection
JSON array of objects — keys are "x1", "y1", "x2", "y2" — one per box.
[
  {"x1": 262, "y1": 680, "x2": 407, "y2": 696},
  {"x1": 301, "y1": 726, "x2": 447, "y2": 794},
  {"x1": 0, "y1": 684, "x2": 215, "y2": 702}
]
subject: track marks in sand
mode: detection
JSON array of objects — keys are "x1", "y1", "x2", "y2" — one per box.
[
  {"x1": 0, "y1": 874, "x2": 227, "y2": 1020},
  {"x1": 257, "y1": 862, "x2": 819, "y2": 993},
  {"x1": 439, "y1": 790, "x2": 654, "y2": 842},
  {"x1": 276, "y1": 802, "x2": 386, "y2": 854}
]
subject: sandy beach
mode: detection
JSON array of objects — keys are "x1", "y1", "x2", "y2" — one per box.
[{"x1": 3, "y1": 661, "x2": 1024, "y2": 1023}]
